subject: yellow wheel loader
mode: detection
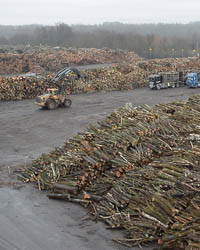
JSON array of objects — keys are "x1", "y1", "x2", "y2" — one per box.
[{"x1": 36, "y1": 67, "x2": 86, "y2": 110}]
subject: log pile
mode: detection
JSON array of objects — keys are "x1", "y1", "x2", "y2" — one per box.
[
  {"x1": 20, "y1": 95, "x2": 200, "y2": 249},
  {"x1": 0, "y1": 76, "x2": 52, "y2": 101},
  {"x1": 0, "y1": 64, "x2": 148, "y2": 101},
  {"x1": 0, "y1": 47, "x2": 142, "y2": 74},
  {"x1": 1, "y1": 45, "x2": 200, "y2": 76},
  {"x1": 1, "y1": 48, "x2": 200, "y2": 102},
  {"x1": 137, "y1": 56, "x2": 200, "y2": 73}
]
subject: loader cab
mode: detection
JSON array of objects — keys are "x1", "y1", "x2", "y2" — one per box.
[
  {"x1": 47, "y1": 88, "x2": 59, "y2": 95},
  {"x1": 149, "y1": 74, "x2": 162, "y2": 89}
]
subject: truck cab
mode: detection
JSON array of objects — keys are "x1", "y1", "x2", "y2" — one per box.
[
  {"x1": 149, "y1": 74, "x2": 162, "y2": 90},
  {"x1": 186, "y1": 72, "x2": 200, "y2": 88}
]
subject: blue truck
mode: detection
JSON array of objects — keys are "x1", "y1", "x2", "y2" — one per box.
[{"x1": 186, "y1": 72, "x2": 200, "y2": 88}]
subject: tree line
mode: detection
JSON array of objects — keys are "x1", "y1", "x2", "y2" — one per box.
[{"x1": 0, "y1": 22, "x2": 200, "y2": 58}]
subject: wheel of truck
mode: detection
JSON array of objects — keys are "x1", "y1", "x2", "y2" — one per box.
[
  {"x1": 63, "y1": 98, "x2": 72, "y2": 108},
  {"x1": 47, "y1": 99, "x2": 56, "y2": 110},
  {"x1": 172, "y1": 83, "x2": 175, "y2": 88},
  {"x1": 156, "y1": 85, "x2": 161, "y2": 90}
]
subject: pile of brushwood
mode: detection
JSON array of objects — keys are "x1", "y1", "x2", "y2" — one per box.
[
  {"x1": 0, "y1": 64, "x2": 147, "y2": 101},
  {"x1": 21, "y1": 94, "x2": 200, "y2": 249}
]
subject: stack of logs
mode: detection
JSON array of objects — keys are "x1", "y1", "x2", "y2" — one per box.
[
  {"x1": 0, "y1": 75, "x2": 52, "y2": 101},
  {"x1": 1, "y1": 54, "x2": 200, "y2": 102},
  {"x1": 0, "y1": 46, "x2": 200, "y2": 75},
  {"x1": 0, "y1": 64, "x2": 148, "y2": 101},
  {"x1": 21, "y1": 95, "x2": 200, "y2": 249},
  {"x1": 137, "y1": 56, "x2": 200, "y2": 73},
  {"x1": 0, "y1": 47, "x2": 142, "y2": 74}
]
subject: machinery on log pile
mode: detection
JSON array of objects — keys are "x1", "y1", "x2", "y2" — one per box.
[{"x1": 36, "y1": 67, "x2": 86, "y2": 109}]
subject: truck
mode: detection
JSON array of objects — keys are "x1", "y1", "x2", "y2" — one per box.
[
  {"x1": 186, "y1": 72, "x2": 200, "y2": 88},
  {"x1": 149, "y1": 72, "x2": 184, "y2": 90}
]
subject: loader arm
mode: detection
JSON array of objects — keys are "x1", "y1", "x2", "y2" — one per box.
[{"x1": 51, "y1": 67, "x2": 86, "y2": 94}]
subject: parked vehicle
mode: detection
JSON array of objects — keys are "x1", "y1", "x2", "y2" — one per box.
[
  {"x1": 186, "y1": 72, "x2": 200, "y2": 88},
  {"x1": 149, "y1": 72, "x2": 182, "y2": 90}
]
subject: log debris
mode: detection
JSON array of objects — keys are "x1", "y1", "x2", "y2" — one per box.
[{"x1": 20, "y1": 94, "x2": 200, "y2": 249}]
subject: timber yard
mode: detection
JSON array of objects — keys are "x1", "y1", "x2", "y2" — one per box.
[{"x1": 1, "y1": 46, "x2": 200, "y2": 250}]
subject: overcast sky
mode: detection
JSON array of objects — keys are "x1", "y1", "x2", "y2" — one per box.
[{"x1": 0, "y1": 0, "x2": 200, "y2": 25}]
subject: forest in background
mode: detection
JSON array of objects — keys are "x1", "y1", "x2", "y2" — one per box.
[{"x1": 0, "y1": 22, "x2": 200, "y2": 59}]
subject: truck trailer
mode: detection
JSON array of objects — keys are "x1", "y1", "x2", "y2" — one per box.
[
  {"x1": 149, "y1": 72, "x2": 181, "y2": 90},
  {"x1": 149, "y1": 72, "x2": 183, "y2": 90}
]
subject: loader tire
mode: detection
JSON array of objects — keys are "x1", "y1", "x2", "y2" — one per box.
[
  {"x1": 47, "y1": 99, "x2": 56, "y2": 110},
  {"x1": 63, "y1": 99, "x2": 72, "y2": 108}
]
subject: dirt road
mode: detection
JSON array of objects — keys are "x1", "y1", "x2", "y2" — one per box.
[{"x1": 0, "y1": 87, "x2": 199, "y2": 250}]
